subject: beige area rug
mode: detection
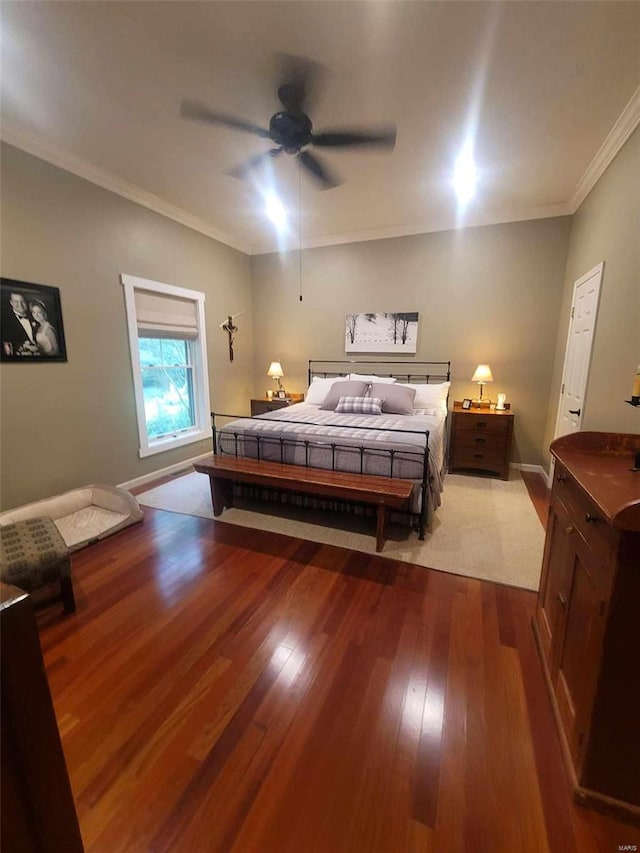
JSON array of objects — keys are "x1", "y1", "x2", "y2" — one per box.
[{"x1": 138, "y1": 471, "x2": 545, "y2": 591}]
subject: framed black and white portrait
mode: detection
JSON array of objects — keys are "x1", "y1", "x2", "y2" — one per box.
[{"x1": 1, "y1": 278, "x2": 68, "y2": 362}]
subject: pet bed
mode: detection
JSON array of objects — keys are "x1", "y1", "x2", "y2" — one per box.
[{"x1": 0, "y1": 484, "x2": 143, "y2": 551}]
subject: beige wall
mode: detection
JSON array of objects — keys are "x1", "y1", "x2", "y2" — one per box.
[
  {"x1": 251, "y1": 216, "x2": 572, "y2": 467},
  {"x1": 543, "y1": 127, "x2": 640, "y2": 467},
  {"x1": 0, "y1": 144, "x2": 253, "y2": 510}
]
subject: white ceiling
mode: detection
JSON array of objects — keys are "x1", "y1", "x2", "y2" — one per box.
[{"x1": 2, "y1": 1, "x2": 639, "y2": 255}]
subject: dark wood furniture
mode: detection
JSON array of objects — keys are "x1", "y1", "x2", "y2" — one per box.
[
  {"x1": 533, "y1": 431, "x2": 640, "y2": 823},
  {"x1": 449, "y1": 403, "x2": 514, "y2": 479},
  {"x1": 1, "y1": 583, "x2": 84, "y2": 852},
  {"x1": 194, "y1": 454, "x2": 413, "y2": 552},
  {"x1": 251, "y1": 393, "x2": 304, "y2": 416}
]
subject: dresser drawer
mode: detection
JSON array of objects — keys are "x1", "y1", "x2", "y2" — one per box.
[
  {"x1": 454, "y1": 412, "x2": 511, "y2": 435},
  {"x1": 553, "y1": 464, "x2": 617, "y2": 566}
]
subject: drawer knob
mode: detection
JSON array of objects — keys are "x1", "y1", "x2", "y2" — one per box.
[
  {"x1": 557, "y1": 592, "x2": 568, "y2": 608},
  {"x1": 473, "y1": 453, "x2": 484, "y2": 459},
  {"x1": 556, "y1": 473, "x2": 566, "y2": 482},
  {"x1": 477, "y1": 422, "x2": 487, "y2": 428},
  {"x1": 585, "y1": 513, "x2": 599, "y2": 524},
  {"x1": 565, "y1": 525, "x2": 574, "y2": 534},
  {"x1": 474, "y1": 437, "x2": 486, "y2": 444}
]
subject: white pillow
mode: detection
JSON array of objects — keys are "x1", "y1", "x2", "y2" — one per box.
[
  {"x1": 348, "y1": 373, "x2": 397, "y2": 384},
  {"x1": 398, "y1": 381, "x2": 451, "y2": 411},
  {"x1": 305, "y1": 376, "x2": 344, "y2": 405}
]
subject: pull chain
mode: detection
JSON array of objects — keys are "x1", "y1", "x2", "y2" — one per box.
[{"x1": 298, "y1": 158, "x2": 303, "y2": 302}]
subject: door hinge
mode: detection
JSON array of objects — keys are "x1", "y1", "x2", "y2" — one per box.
[
  {"x1": 561, "y1": 383, "x2": 565, "y2": 394},
  {"x1": 571, "y1": 307, "x2": 575, "y2": 318}
]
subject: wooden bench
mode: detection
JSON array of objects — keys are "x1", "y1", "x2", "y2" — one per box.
[{"x1": 193, "y1": 455, "x2": 413, "y2": 553}]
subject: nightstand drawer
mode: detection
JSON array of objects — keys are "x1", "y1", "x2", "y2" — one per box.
[
  {"x1": 454, "y1": 412, "x2": 511, "y2": 434},
  {"x1": 451, "y1": 447, "x2": 509, "y2": 472},
  {"x1": 251, "y1": 398, "x2": 289, "y2": 416},
  {"x1": 454, "y1": 432, "x2": 508, "y2": 454}
]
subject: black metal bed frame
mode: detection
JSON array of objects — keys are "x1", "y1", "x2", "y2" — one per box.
[
  {"x1": 210, "y1": 360, "x2": 451, "y2": 540},
  {"x1": 307, "y1": 359, "x2": 451, "y2": 386}
]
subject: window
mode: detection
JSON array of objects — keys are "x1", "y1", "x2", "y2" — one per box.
[{"x1": 121, "y1": 274, "x2": 211, "y2": 458}]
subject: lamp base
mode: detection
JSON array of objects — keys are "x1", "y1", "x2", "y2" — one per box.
[{"x1": 472, "y1": 398, "x2": 491, "y2": 409}]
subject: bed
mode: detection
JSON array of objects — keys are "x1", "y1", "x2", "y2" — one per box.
[{"x1": 210, "y1": 360, "x2": 451, "y2": 538}]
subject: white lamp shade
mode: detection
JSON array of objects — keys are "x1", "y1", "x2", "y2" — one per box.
[
  {"x1": 267, "y1": 361, "x2": 284, "y2": 379},
  {"x1": 471, "y1": 364, "x2": 493, "y2": 384}
]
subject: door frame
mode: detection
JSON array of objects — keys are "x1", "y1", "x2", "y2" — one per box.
[{"x1": 552, "y1": 261, "x2": 604, "y2": 446}]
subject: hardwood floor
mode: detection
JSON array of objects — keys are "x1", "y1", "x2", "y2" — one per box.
[{"x1": 36, "y1": 479, "x2": 639, "y2": 852}]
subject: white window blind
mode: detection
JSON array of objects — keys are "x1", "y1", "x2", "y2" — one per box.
[{"x1": 134, "y1": 290, "x2": 198, "y2": 338}]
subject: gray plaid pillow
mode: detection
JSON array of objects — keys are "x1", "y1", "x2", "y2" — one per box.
[{"x1": 335, "y1": 396, "x2": 383, "y2": 415}]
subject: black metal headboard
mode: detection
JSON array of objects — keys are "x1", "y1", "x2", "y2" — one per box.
[{"x1": 308, "y1": 360, "x2": 451, "y2": 386}]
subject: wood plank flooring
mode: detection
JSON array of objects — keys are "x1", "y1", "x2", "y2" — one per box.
[{"x1": 36, "y1": 477, "x2": 640, "y2": 852}]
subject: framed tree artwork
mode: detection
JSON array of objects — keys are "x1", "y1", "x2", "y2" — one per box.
[
  {"x1": 1, "y1": 278, "x2": 68, "y2": 362},
  {"x1": 345, "y1": 312, "x2": 419, "y2": 354}
]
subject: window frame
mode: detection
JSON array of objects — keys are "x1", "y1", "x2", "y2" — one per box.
[{"x1": 121, "y1": 274, "x2": 211, "y2": 458}]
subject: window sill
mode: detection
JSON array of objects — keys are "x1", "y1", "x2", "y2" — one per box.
[{"x1": 139, "y1": 428, "x2": 210, "y2": 458}]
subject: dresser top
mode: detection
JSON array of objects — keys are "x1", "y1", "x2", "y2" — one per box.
[{"x1": 551, "y1": 432, "x2": 640, "y2": 531}]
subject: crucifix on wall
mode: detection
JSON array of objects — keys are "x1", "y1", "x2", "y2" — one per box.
[{"x1": 219, "y1": 312, "x2": 245, "y2": 362}]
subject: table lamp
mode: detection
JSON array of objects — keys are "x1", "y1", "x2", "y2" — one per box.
[
  {"x1": 471, "y1": 364, "x2": 493, "y2": 407},
  {"x1": 267, "y1": 360, "x2": 285, "y2": 396}
]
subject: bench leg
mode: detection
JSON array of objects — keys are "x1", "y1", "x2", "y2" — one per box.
[
  {"x1": 60, "y1": 576, "x2": 76, "y2": 614},
  {"x1": 376, "y1": 505, "x2": 388, "y2": 553},
  {"x1": 209, "y1": 476, "x2": 232, "y2": 517}
]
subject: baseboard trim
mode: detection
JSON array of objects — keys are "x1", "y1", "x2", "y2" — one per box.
[
  {"x1": 117, "y1": 453, "x2": 210, "y2": 492},
  {"x1": 510, "y1": 462, "x2": 550, "y2": 487}
]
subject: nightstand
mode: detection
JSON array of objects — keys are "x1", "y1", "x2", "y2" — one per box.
[
  {"x1": 449, "y1": 403, "x2": 514, "y2": 480},
  {"x1": 250, "y1": 394, "x2": 304, "y2": 416}
]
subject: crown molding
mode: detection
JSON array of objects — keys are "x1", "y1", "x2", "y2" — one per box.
[
  {"x1": 0, "y1": 123, "x2": 250, "y2": 254},
  {"x1": 569, "y1": 83, "x2": 640, "y2": 213},
  {"x1": 249, "y1": 203, "x2": 571, "y2": 255},
  {"x1": 4, "y1": 77, "x2": 638, "y2": 258}
]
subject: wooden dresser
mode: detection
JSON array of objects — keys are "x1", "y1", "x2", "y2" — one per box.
[
  {"x1": 1, "y1": 583, "x2": 84, "y2": 851},
  {"x1": 449, "y1": 403, "x2": 514, "y2": 479},
  {"x1": 533, "y1": 431, "x2": 640, "y2": 822}
]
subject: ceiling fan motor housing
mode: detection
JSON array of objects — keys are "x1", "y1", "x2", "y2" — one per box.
[{"x1": 269, "y1": 111, "x2": 313, "y2": 153}]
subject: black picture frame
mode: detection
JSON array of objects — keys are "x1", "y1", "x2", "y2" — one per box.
[
  {"x1": 462, "y1": 398, "x2": 472, "y2": 410},
  {"x1": 1, "y1": 278, "x2": 68, "y2": 362},
  {"x1": 276, "y1": 389, "x2": 287, "y2": 399}
]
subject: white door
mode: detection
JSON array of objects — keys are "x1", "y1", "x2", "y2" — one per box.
[{"x1": 553, "y1": 263, "x2": 604, "y2": 440}]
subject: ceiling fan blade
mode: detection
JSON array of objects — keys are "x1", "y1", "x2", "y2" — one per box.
[
  {"x1": 298, "y1": 150, "x2": 341, "y2": 189},
  {"x1": 275, "y1": 53, "x2": 326, "y2": 115},
  {"x1": 226, "y1": 148, "x2": 283, "y2": 180},
  {"x1": 180, "y1": 100, "x2": 271, "y2": 139},
  {"x1": 312, "y1": 126, "x2": 397, "y2": 149}
]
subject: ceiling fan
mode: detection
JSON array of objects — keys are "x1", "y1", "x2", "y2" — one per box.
[{"x1": 179, "y1": 55, "x2": 396, "y2": 189}]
